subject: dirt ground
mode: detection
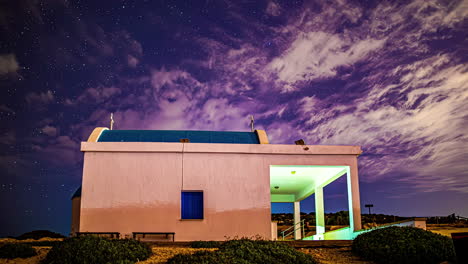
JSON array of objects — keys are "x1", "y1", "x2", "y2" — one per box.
[
  {"x1": 0, "y1": 246, "x2": 213, "y2": 264},
  {"x1": 0, "y1": 246, "x2": 373, "y2": 264},
  {"x1": 0, "y1": 247, "x2": 209, "y2": 264},
  {"x1": 141, "y1": 246, "x2": 375, "y2": 264},
  {"x1": 0, "y1": 245, "x2": 374, "y2": 264},
  {"x1": 427, "y1": 226, "x2": 468, "y2": 237},
  {"x1": 301, "y1": 247, "x2": 375, "y2": 264},
  {"x1": 141, "y1": 247, "x2": 216, "y2": 263}
]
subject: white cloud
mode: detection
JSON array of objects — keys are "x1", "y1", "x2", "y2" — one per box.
[
  {"x1": 406, "y1": 0, "x2": 468, "y2": 31},
  {"x1": 127, "y1": 55, "x2": 139, "y2": 68},
  {"x1": 0, "y1": 131, "x2": 15, "y2": 145},
  {"x1": 25, "y1": 90, "x2": 54, "y2": 104},
  {"x1": 269, "y1": 32, "x2": 386, "y2": 91},
  {"x1": 0, "y1": 54, "x2": 19, "y2": 74},
  {"x1": 42, "y1": 125, "x2": 58, "y2": 137},
  {"x1": 266, "y1": 1, "x2": 281, "y2": 16},
  {"x1": 150, "y1": 68, "x2": 190, "y2": 91},
  {"x1": 65, "y1": 86, "x2": 121, "y2": 105},
  {"x1": 40, "y1": 136, "x2": 81, "y2": 166},
  {"x1": 157, "y1": 89, "x2": 192, "y2": 118},
  {"x1": 299, "y1": 96, "x2": 319, "y2": 115},
  {"x1": 191, "y1": 98, "x2": 250, "y2": 131},
  {"x1": 442, "y1": 0, "x2": 468, "y2": 27},
  {"x1": 301, "y1": 54, "x2": 468, "y2": 192},
  {"x1": 264, "y1": 121, "x2": 298, "y2": 144},
  {"x1": 277, "y1": 106, "x2": 286, "y2": 118},
  {"x1": 0, "y1": 104, "x2": 15, "y2": 114}
]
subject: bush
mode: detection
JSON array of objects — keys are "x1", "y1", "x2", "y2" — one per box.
[
  {"x1": 41, "y1": 236, "x2": 152, "y2": 264},
  {"x1": 168, "y1": 238, "x2": 317, "y2": 264},
  {"x1": 352, "y1": 226, "x2": 456, "y2": 264},
  {"x1": 190, "y1": 240, "x2": 221, "y2": 248},
  {"x1": 0, "y1": 243, "x2": 37, "y2": 259},
  {"x1": 17, "y1": 230, "x2": 65, "y2": 240}
]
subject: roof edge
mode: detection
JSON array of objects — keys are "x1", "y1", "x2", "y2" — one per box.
[
  {"x1": 87, "y1": 127, "x2": 109, "y2": 142},
  {"x1": 81, "y1": 142, "x2": 362, "y2": 155},
  {"x1": 255, "y1": 130, "x2": 269, "y2": 144}
]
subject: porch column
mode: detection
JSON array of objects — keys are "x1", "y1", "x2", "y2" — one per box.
[
  {"x1": 294, "y1": 201, "x2": 301, "y2": 240},
  {"x1": 315, "y1": 187, "x2": 325, "y2": 239},
  {"x1": 347, "y1": 162, "x2": 362, "y2": 232}
]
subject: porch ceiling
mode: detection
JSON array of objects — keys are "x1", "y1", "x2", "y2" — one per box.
[{"x1": 270, "y1": 165, "x2": 348, "y2": 202}]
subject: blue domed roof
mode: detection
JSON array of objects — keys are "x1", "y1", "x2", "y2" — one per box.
[{"x1": 97, "y1": 130, "x2": 261, "y2": 144}]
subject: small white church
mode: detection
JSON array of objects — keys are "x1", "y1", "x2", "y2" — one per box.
[{"x1": 72, "y1": 127, "x2": 364, "y2": 241}]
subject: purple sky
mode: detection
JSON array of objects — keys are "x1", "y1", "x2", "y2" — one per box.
[{"x1": 0, "y1": 0, "x2": 467, "y2": 236}]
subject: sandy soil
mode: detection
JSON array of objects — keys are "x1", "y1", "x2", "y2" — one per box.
[
  {"x1": 301, "y1": 247, "x2": 375, "y2": 264},
  {"x1": 143, "y1": 246, "x2": 375, "y2": 264},
  {"x1": 0, "y1": 246, "x2": 215, "y2": 264},
  {"x1": 142, "y1": 247, "x2": 376, "y2": 264},
  {"x1": 0, "y1": 246, "x2": 372, "y2": 264},
  {"x1": 0, "y1": 238, "x2": 63, "y2": 243},
  {"x1": 141, "y1": 247, "x2": 216, "y2": 263},
  {"x1": 427, "y1": 226, "x2": 468, "y2": 237}
]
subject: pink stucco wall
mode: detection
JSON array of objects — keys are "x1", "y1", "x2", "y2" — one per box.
[
  {"x1": 79, "y1": 142, "x2": 361, "y2": 241},
  {"x1": 71, "y1": 197, "x2": 81, "y2": 235}
]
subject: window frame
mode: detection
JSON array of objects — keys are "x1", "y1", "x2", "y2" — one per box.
[{"x1": 180, "y1": 190, "x2": 204, "y2": 220}]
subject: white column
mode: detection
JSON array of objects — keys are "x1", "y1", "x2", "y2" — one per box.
[
  {"x1": 347, "y1": 162, "x2": 362, "y2": 232},
  {"x1": 294, "y1": 201, "x2": 301, "y2": 240},
  {"x1": 315, "y1": 187, "x2": 325, "y2": 240}
]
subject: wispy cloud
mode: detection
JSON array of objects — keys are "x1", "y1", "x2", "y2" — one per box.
[
  {"x1": 0, "y1": 54, "x2": 19, "y2": 75},
  {"x1": 25, "y1": 90, "x2": 54, "y2": 105},
  {"x1": 300, "y1": 54, "x2": 468, "y2": 192},
  {"x1": 269, "y1": 32, "x2": 386, "y2": 91},
  {"x1": 41, "y1": 125, "x2": 57, "y2": 137},
  {"x1": 266, "y1": 1, "x2": 281, "y2": 17}
]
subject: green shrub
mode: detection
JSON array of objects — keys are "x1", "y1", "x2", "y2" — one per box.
[
  {"x1": 17, "y1": 230, "x2": 65, "y2": 240},
  {"x1": 168, "y1": 238, "x2": 317, "y2": 264},
  {"x1": 41, "y1": 236, "x2": 152, "y2": 264},
  {"x1": 0, "y1": 243, "x2": 37, "y2": 259},
  {"x1": 190, "y1": 240, "x2": 221, "y2": 248},
  {"x1": 352, "y1": 226, "x2": 456, "y2": 264}
]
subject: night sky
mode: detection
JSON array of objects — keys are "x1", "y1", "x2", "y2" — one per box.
[{"x1": 1, "y1": 0, "x2": 467, "y2": 237}]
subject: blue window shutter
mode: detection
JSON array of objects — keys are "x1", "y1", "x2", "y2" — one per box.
[{"x1": 181, "y1": 192, "x2": 203, "y2": 219}]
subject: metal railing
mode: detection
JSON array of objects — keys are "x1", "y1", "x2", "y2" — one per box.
[{"x1": 281, "y1": 219, "x2": 305, "y2": 240}]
